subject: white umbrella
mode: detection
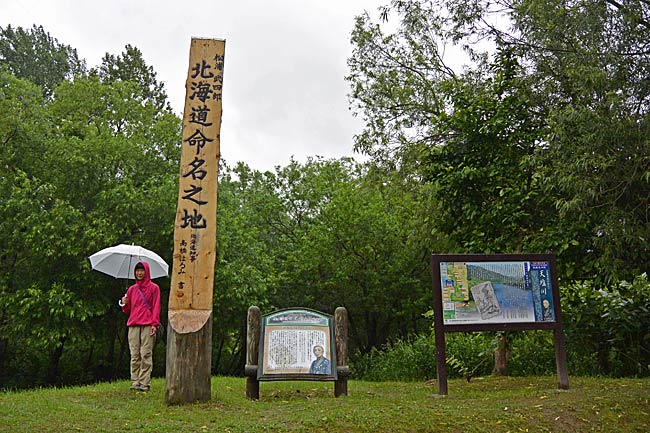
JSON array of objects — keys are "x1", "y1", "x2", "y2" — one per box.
[{"x1": 88, "y1": 244, "x2": 169, "y2": 279}]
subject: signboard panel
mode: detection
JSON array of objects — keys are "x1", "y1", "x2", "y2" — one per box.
[
  {"x1": 258, "y1": 309, "x2": 337, "y2": 380},
  {"x1": 440, "y1": 260, "x2": 555, "y2": 325}
]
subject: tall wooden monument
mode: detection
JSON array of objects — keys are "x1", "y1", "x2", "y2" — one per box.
[{"x1": 165, "y1": 38, "x2": 225, "y2": 405}]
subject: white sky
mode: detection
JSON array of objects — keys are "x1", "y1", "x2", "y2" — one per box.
[{"x1": 1, "y1": 0, "x2": 387, "y2": 172}]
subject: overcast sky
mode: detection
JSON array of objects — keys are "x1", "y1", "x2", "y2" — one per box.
[{"x1": 1, "y1": 0, "x2": 387, "y2": 172}]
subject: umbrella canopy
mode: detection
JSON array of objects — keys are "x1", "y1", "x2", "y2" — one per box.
[{"x1": 89, "y1": 244, "x2": 169, "y2": 279}]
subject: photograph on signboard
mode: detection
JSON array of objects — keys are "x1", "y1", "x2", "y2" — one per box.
[
  {"x1": 259, "y1": 309, "x2": 337, "y2": 380},
  {"x1": 470, "y1": 281, "x2": 501, "y2": 320},
  {"x1": 440, "y1": 260, "x2": 555, "y2": 325}
]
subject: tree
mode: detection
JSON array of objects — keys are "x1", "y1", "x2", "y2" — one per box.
[
  {"x1": 0, "y1": 70, "x2": 107, "y2": 386},
  {"x1": 95, "y1": 44, "x2": 171, "y2": 112},
  {"x1": 0, "y1": 35, "x2": 181, "y2": 387},
  {"x1": 439, "y1": 0, "x2": 650, "y2": 282},
  {"x1": 0, "y1": 69, "x2": 51, "y2": 383},
  {"x1": 0, "y1": 24, "x2": 86, "y2": 98},
  {"x1": 511, "y1": 0, "x2": 650, "y2": 283},
  {"x1": 347, "y1": 0, "x2": 650, "y2": 375},
  {"x1": 212, "y1": 161, "x2": 285, "y2": 374},
  {"x1": 347, "y1": 0, "x2": 649, "y2": 283},
  {"x1": 347, "y1": 2, "x2": 453, "y2": 169},
  {"x1": 210, "y1": 157, "x2": 448, "y2": 366},
  {"x1": 41, "y1": 73, "x2": 180, "y2": 383},
  {"x1": 305, "y1": 164, "x2": 442, "y2": 352},
  {"x1": 243, "y1": 158, "x2": 444, "y2": 353},
  {"x1": 422, "y1": 48, "x2": 551, "y2": 254}
]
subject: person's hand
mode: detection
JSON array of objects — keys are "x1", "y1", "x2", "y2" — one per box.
[
  {"x1": 121, "y1": 295, "x2": 128, "y2": 305},
  {"x1": 150, "y1": 325, "x2": 157, "y2": 336}
]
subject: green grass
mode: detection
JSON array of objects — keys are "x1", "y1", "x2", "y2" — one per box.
[{"x1": 1, "y1": 376, "x2": 649, "y2": 432}]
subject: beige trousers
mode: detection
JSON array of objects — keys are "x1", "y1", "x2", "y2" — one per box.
[{"x1": 128, "y1": 325, "x2": 155, "y2": 388}]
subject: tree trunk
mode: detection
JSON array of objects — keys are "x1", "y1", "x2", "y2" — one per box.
[
  {"x1": 104, "y1": 323, "x2": 116, "y2": 379},
  {"x1": 0, "y1": 336, "x2": 8, "y2": 383},
  {"x1": 117, "y1": 326, "x2": 129, "y2": 375},
  {"x1": 213, "y1": 334, "x2": 225, "y2": 374},
  {"x1": 83, "y1": 344, "x2": 95, "y2": 379},
  {"x1": 47, "y1": 337, "x2": 66, "y2": 385},
  {"x1": 493, "y1": 333, "x2": 511, "y2": 376}
]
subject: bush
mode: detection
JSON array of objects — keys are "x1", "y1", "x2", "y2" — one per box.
[
  {"x1": 445, "y1": 332, "x2": 493, "y2": 378},
  {"x1": 351, "y1": 333, "x2": 438, "y2": 381},
  {"x1": 351, "y1": 332, "x2": 495, "y2": 381},
  {"x1": 508, "y1": 331, "x2": 556, "y2": 376},
  {"x1": 561, "y1": 274, "x2": 650, "y2": 377}
]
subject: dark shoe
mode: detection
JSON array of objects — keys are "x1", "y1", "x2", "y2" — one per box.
[
  {"x1": 130, "y1": 384, "x2": 141, "y2": 391},
  {"x1": 138, "y1": 385, "x2": 150, "y2": 392}
]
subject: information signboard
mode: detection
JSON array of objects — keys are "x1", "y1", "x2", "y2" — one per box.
[
  {"x1": 258, "y1": 309, "x2": 337, "y2": 381},
  {"x1": 431, "y1": 253, "x2": 569, "y2": 395},
  {"x1": 439, "y1": 260, "x2": 555, "y2": 325}
]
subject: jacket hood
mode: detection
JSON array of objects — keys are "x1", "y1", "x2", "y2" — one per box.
[{"x1": 134, "y1": 261, "x2": 152, "y2": 284}]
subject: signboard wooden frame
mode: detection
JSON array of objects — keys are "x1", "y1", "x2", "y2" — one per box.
[
  {"x1": 258, "y1": 308, "x2": 338, "y2": 381},
  {"x1": 244, "y1": 307, "x2": 350, "y2": 399},
  {"x1": 431, "y1": 253, "x2": 569, "y2": 395}
]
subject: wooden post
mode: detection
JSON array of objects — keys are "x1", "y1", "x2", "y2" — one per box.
[
  {"x1": 549, "y1": 254, "x2": 569, "y2": 390},
  {"x1": 245, "y1": 306, "x2": 261, "y2": 400},
  {"x1": 334, "y1": 307, "x2": 349, "y2": 397},
  {"x1": 434, "y1": 323, "x2": 448, "y2": 395},
  {"x1": 554, "y1": 328, "x2": 570, "y2": 389},
  {"x1": 431, "y1": 255, "x2": 449, "y2": 395},
  {"x1": 165, "y1": 315, "x2": 212, "y2": 404},
  {"x1": 165, "y1": 38, "x2": 225, "y2": 405}
]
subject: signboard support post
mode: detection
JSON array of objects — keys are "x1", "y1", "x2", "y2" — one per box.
[
  {"x1": 554, "y1": 328, "x2": 569, "y2": 389},
  {"x1": 431, "y1": 267, "x2": 449, "y2": 395},
  {"x1": 334, "y1": 307, "x2": 349, "y2": 397},
  {"x1": 549, "y1": 255, "x2": 569, "y2": 390},
  {"x1": 245, "y1": 306, "x2": 261, "y2": 400}
]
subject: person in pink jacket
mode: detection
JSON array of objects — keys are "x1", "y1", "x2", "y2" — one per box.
[{"x1": 119, "y1": 261, "x2": 161, "y2": 391}]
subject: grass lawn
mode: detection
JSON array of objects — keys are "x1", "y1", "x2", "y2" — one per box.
[{"x1": 1, "y1": 376, "x2": 648, "y2": 432}]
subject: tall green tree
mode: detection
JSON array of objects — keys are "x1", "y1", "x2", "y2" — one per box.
[
  {"x1": 210, "y1": 157, "x2": 447, "y2": 368},
  {"x1": 439, "y1": 0, "x2": 650, "y2": 281},
  {"x1": 421, "y1": 48, "x2": 552, "y2": 254},
  {"x1": 41, "y1": 71, "x2": 179, "y2": 383},
  {"x1": 95, "y1": 44, "x2": 171, "y2": 112},
  {"x1": 0, "y1": 70, "x2": 106, "y2": 386},
  {"x1": 511, "y1": 0, "x2": 650, "y2": 282},
  {"x1": 0, "y1": 69, "x2": 50, "y2": 384},
  {"x1": 223, "y1": 158, "x2": 444, "y2": 354},
  {"x1": 347, "y1": 0, "x2": 649, "y2": 283},
  {"x1": 0, "y1": 35, "x2": 180, "y2": 387},
  {"x1": 0, "y1": 24, "x2": 86, "y2": 98},
  {"x1": 304, "y1": 164, "x2": 442, "y2": 352},
  {"x1": 212, "y1": 162, "x2": 285, "y2": 374},
  {"x1": 347, "y1": 0, "x2": 650, "y2": 375}
]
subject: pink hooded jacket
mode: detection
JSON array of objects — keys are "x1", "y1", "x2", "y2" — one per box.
[{"x1": 121, "y1": 261, "x2": 161, "y2": 327}]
